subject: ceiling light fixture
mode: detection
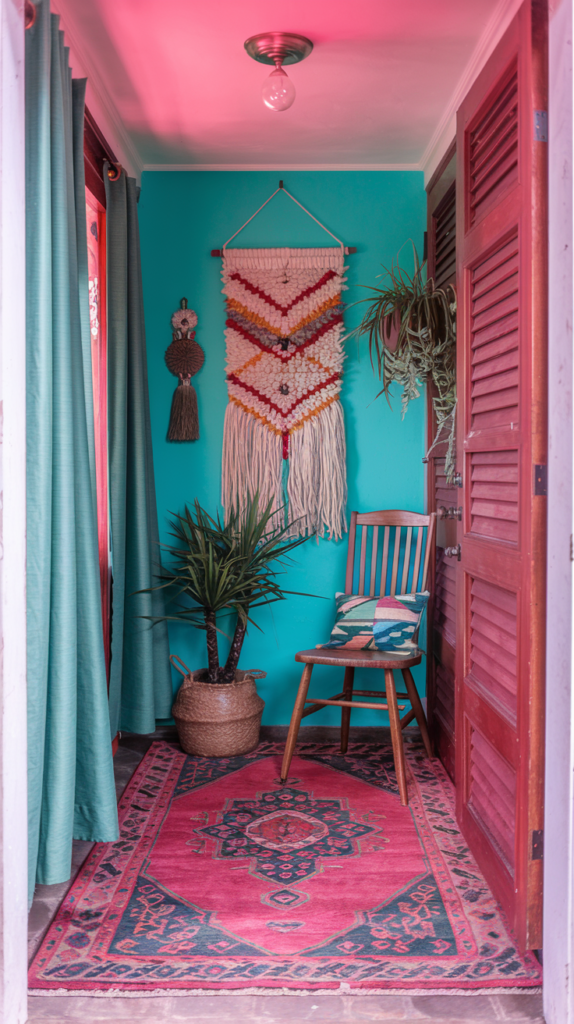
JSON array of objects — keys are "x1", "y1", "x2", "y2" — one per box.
[{"x1": 244, "y1": 32, "x2": 313, "y2": 112}]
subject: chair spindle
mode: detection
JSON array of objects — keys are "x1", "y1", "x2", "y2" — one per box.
[
  {"x1": 401, "y1": 527, "x2": 413, "y2": 594},
  {"x1": 369, "y1": 526, "x2": 379, "y2": 596},
  {"x1": 413, "y1": 528, "x2": 423, "y2": 592},
  {"x1": 358, "y1": 525, "x2": 368, "y2": 595},
  {"x1": 380, "y1": 526, "x2": 390, "y2": 596},
  {"x1": 390, "y1": 526, "x2": 401, "y2": 596}
]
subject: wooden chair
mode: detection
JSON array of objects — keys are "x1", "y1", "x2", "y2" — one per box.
[{"x1": 281, "y1": 510, "x2": 436, "y2": 805}]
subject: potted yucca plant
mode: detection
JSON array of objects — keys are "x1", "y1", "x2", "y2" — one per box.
[{"x1": 150, "y1": 494, "x2": 313, "y2": 757}]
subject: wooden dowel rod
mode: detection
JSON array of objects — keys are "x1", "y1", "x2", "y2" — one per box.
[{"x1": 211, "y1": 246, "x2": 357, "y2": 257}]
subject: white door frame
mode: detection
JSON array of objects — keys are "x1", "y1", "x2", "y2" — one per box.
[
  {"x1": 0, "y1": 1, "x2": 572, "y2": 1022},
  {"x1": 0, "y1": 0, "x2": 28, "y2": 1021},
  {"x1": 543, "y1": 1, "x2": 574, "y2": 1022}
]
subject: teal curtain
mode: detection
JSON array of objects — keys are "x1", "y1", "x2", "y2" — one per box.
[
  {"x1": 26, "y1": 1, "x2": 119, "y2": 903},
  {"x1": 105, "y1": 169, "x2": 172, "y2": 736}
]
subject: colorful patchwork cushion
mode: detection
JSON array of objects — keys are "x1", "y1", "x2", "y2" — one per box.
[
  {"x1": 322, "y1": 591, "x2": 429, "y2": 652},
  {"x1": 321, "y1": 594, "x2": 379, "y2": 650},
  {"x1": 373, "y1": 592, "x2": 429, "y2": 652}
]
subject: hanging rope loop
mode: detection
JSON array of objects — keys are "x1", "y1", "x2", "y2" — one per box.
[{"x1": 222, "y1": 183, "x2": 345, "y2": 253}]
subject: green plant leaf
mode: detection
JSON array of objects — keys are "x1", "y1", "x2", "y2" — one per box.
[
  {"x1": 346, "y1": 240, "x2": 457, "y2": 480},
  {"x1": 137, "y1": 492, "x2": 321, "y2": 682}
]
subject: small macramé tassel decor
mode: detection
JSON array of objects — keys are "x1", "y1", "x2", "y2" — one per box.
[
  {"x1": 168, "y1": 377, "x2": 199, "y2": 441},
  {"x1": 221, "y1": 248, "x2": 348, "y2": 539},
  {"x1": 165, "y1": 299, "x2": 204, "y2": 441}
]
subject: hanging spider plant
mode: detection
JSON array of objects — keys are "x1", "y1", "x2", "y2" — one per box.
[{"x1": 351, "y1": 243, "x2": 457, "y2": 480}]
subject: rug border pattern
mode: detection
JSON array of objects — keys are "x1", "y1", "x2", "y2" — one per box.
[{"x1": 28, "y1": 740, "x2": 542, "y2": 992}]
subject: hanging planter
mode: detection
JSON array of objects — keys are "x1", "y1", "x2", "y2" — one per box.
[{"x1": 352, "y1": 243, "x2": 457, "y2": 480}]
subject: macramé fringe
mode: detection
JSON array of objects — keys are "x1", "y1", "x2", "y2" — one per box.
[
  {"x1": 286, "y1": 400, "x2": 347, "y2": 540},
  {"x1": 222, "y1": 400, "x2": 347, "y2": 541},
  {"x1": 222, "y1": 403, "x2": 284, "y2": 532}
]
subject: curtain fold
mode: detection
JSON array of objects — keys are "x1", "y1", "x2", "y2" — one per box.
[
  {"x1": 106, "y1": 169, "x2": 172, "y2": 737},
  {"x1": 26, "y1": 0, "x2": 119, "y2": 903}
]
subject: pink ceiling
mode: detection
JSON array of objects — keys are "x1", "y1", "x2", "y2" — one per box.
[{"x1": 59, "y1": 0, "x2": 501, "y2": 166}]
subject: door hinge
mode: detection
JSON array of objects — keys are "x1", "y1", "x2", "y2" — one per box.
[
  {"x1": 534, "y1": 464, "x2": 547, "y2": 496},
  {"x1": 534, "y1": 111, "x2": 548, "y2": 141},
  {"x1": 532, "y1": 829, "x2": 544, "y2": 861}
]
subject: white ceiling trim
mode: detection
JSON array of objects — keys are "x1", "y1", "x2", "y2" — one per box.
[
  {"x1": 142, "y1": 163, "x2": 421, "y2": 172},
  {"x1": 420, "y1": 0, "x2": 525, "y2": 184},
  {"x1": 51, "y1": 0, "x2": 144, "y2": 180}
]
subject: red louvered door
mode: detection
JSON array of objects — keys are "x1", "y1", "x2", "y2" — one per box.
[
  {"x1": 455, "y1": 0, "x2": 547, "y2": 949},
  {"x1": 426, "y1": 150, "x2": 457, "y2": 781}
]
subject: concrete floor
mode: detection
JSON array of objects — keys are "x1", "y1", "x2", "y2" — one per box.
[{"x1": 27, "y1": 727, "x2": 545, "y2": 1023}]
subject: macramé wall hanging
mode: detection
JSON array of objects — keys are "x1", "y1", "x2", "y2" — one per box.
[
  {"x1": 165, "y1": 298, "x2": 204, "y2": 441},
  {"x1": 215, "y1": 183, "x2": 356, "y2": 540}
]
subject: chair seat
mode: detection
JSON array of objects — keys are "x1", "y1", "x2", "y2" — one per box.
[{"x1": 294, "y1": 647, "x2": 422, "y2": 670}]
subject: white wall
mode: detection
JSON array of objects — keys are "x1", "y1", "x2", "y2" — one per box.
[
  {"x1": 0, "y1": 0, "x2": 28, "y2": 1021},
  {"x1": 544, "y1": 0, "x2": 574, "y2": 1022}
]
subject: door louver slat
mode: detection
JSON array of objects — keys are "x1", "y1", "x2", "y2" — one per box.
[
  {"x1": 472, "y1": 251, "x2": 519, "y2": 302},
  {"x1": 435, "y1": 457, "x2": 457, "y2": 507},
  {"x1": 469, "y1": 69, "x2": 518, "y2": 225},
  {"x1": 433, "y1": 184, "x2": 456, "y2": 290},
  {"x1": 435, "y1": 552, "x2": 457, "y2": 645},
  {"x1": 435, "y1": 208, "x2": 455, "y2": 258},
  {"x1": 471, "y1": 235, "x2": 519, "y2": 431},
  {"x1": 470, "y1": 72, "x2": 518, "y2": 158},
  {"x1": 434, "y1": 457, "x2": 458, "y2": 648},
  {"x1": 470, "y1": 450, "x2": 519, "y2": 543},
  {"x1": 469, "y1": 728, "x2": 516, "y2": 872},
  {"x1": 470, "y1": 577, "x2": 517, "y2": 718},
  {"x1": 435, "y1": 664, "x2": 455, "y2": 735}
]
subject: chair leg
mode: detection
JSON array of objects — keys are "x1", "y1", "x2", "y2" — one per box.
[
  {"x1": 340, "y1": 666, "x2": 355, "y2": 754},
  {"x1": 401, "y1": 667, "x2": 433, "y2": 759},
  {"x1": 385, "y1": 668, "x2": 409, "y2": 806},
  {"x1": 281, "y1": 664, "x2": 314, "y2": 782}
]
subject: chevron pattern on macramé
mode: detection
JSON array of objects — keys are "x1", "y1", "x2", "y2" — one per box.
[{"x1": 221, "y1": 249, "x2": 348, "y2": 540}]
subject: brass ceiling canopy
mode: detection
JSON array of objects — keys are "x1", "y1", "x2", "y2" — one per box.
[{"x1": 244, "y1": 32, "x2": 313, "y2": 67}]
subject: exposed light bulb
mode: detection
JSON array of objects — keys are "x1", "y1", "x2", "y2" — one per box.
[{"x1": 262, "y1": 64, "x2": 296, "y2": 112}]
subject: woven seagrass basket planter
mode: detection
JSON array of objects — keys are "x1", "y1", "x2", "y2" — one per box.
[{"x1": 170, "y1": 657, "x2": 266, "y2": 757}]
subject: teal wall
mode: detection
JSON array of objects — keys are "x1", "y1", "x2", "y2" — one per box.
[{"x1": 138, "y1": 171, "x2": 427, "y2": 726}]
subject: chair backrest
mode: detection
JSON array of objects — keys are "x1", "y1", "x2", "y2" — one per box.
[{"x1": 344, "y1": 510, "x2": 436, "y2": 597}]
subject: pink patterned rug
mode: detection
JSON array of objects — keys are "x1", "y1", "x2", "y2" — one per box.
[{"x1": 29, "y1": 739, "x2": 542, "y2": 993}]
